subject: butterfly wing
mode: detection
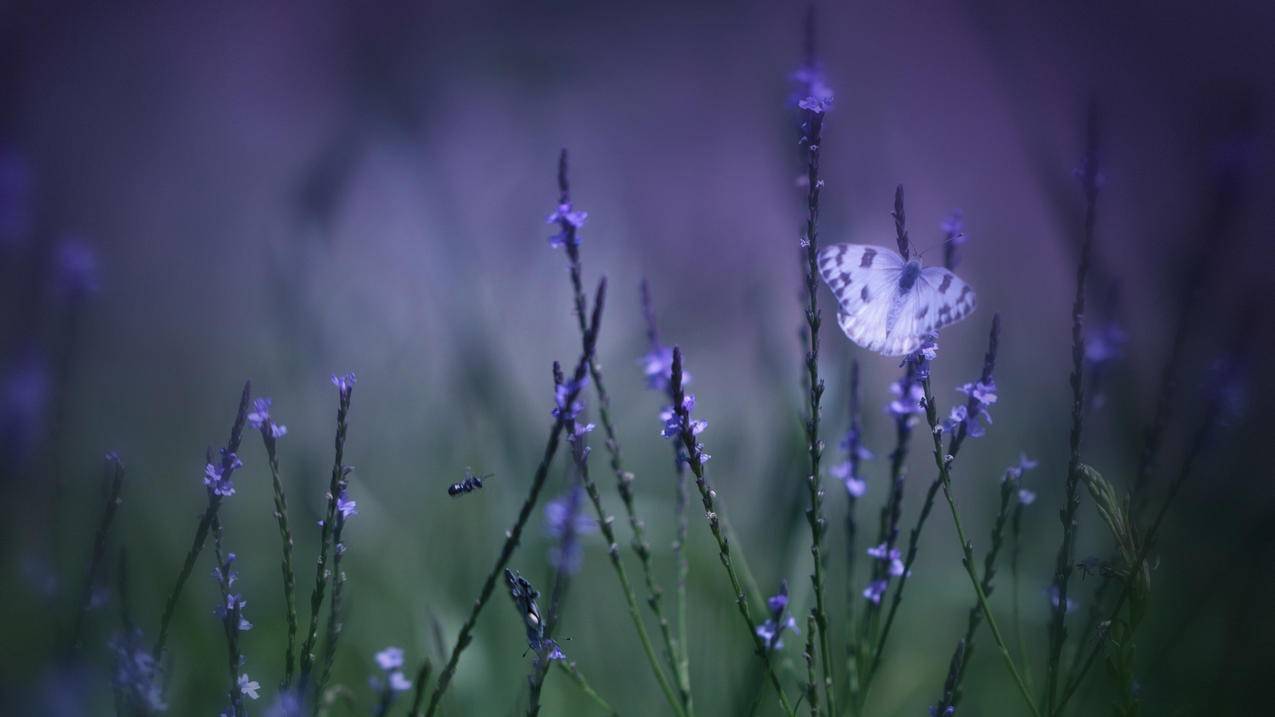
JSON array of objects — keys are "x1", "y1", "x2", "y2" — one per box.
[
  {"x1": 817, "y1": 244, "x2": 907, "y2": 354},
  {"x1": 875, "y1": 266, "x2": 977, "y2": 355}
]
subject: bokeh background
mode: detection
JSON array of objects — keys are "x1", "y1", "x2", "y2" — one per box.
[{"x1": 2, "y1": 0, "x2": 1273, "y2": 714}]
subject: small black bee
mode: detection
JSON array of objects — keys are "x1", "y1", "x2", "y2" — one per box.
[{"x1": 448, "y1": 467, "x2": 493, "y2": 497}]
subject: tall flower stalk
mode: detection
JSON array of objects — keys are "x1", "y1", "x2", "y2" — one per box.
[
  {"x1": 297, "y1": 372, "x2": 355, "y2": 696},
  {"x1": 869, "y1": 315, "x2": 1000, "y2": 682},
  {"x1": 68, "y1": 451, "x2": 125, "y2": 653},
  {"x1": 153, "y1": 380, "x2": 251, "y2": 659},
  {"x1": 1044, "y1": 110, "x2": 1102, "y2": 714},
  {"x1": 795, "y1": 33, "x2": 836, "y2": 714},
  {"x1": 920, "y1": 376, "x2": 1041, "y2": 717},
  {"x1": 422, "y1": 280, "x2": 605, "y2": 717},
  {"x1": 640, "y1": 278, "x2": 692, "y2": 695},
  {"x1": 249, "y1": 397, "x2": 299, "y2": 688},
  {"x1": 669, "y1": 347, "x2": 795, "y2": 716}
]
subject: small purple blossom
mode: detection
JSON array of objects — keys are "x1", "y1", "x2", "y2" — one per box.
[
  {"x1": 641, "y1": 345, "x2": 690, "y2": 393},
  {"x1": 388, "y1": 670, "x2": 412, "y2": 692},
  {"x1": 330, "y1": 372, "x2": 357, "y2": 396},
  {"x1": 1018, "y1": 488, "x2": 1037, "y2": 506},
  {"x1": 888, "y1": 380, "x2": 925, "y2": 419},
  {"x1": 110, "y1": 629, "x2": 166, "y2": 711},
  {"x1": 336, "y1": 490, "x2": 358, "y2": 520},
  {"x1": 863, "y1": 578, "x2": 888, "y2": 605},
  {"x1": 940, "y1": 210, "x2": 967, "y2": 244},
  {"x1": 756, "y1": 581, "x2": 798, "y2": 651},
  {"x1": 212, "y1": 552, "x2": 238, "y2": 588},
  {"x1": 1047, "y1": 584, "x2": 1078, "y2": 613},
  {"x1": 246, "y1": 397, "x2": 288, "y2": 438},
  {"x1": 553, "y1": 376, "x2": 588, "y2": 421},
  {"x1": 203, "y1": 451, "x2": 244, "y2": 497},
  {"x1": 238, "y1": 674, "x2": 261, "y2": 701},
  {"x1": 375, "y1": 646, "x2": 404, "y2": 671},
  {"x1": 830, "y1": 461, "x2": 866, "y2": 498},
  {"x1": 547, "y1": 201, "x2": 587, "y2": 248},
  {"x1": 945, "y1": 379, "x2": 998, "y2": 438},
  {"x1": 216, "y1": 594, "x2": 253, "y2": 632},
  {"x1": 545, "y1": 484, "x2": 596, "y2": 574},
  {"x1": 867, "y1": 543, "x2": 905, "y2": 577},
  {"x1": 1085, "y1": 321, "x2": 1128, "y2": 366}
]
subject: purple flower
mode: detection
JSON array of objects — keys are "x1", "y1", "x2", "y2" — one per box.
[
  {"x1": 375, "y1": 646, "x2": 405, "y2": 671},
  {"x1": 829, "y1": 461, "x2": 866, "y2": 498},
  {"x1": 1017, "y1": 489, "x2": 1037, "y2": 506},
  {"x1": 388, "y1": 671, "x2": 412, "y2": 692},
  {"x1": 547, "y1": 202, "x2": 588, "y2": 248},
  {"x1": 203, "y1": 451, "x2": 244, "y2": 497},
  {"x1": 553, "y1": 376, "x2": 588, "y2": 421},
  {"x1": 216, "y1": 593, "x2": 253, "y2": 632},
  {"x1": 330, "y1": 372, "x2": 357, "y2": 396},
  {"x1": 1047, "y1": 584, "x2": 1078, "y2": 613},
  {"x1": 336, "y1": 490, "x2": 358, "y2": 520},
  {"x1": 1085, "y1": 321, "x2": 1128, "y2": 366},
  {"x1": 641, "y1": 345, "x2": 690, "y2": 393},
  {"x1": 798, "y1": 94, "x2": 834, "y2": 114},
  {"x1": 545, "y1": 484, "x2": 595, "y2": 574},
  {"x1": 940, "y1": 210, "x2": 967, "y2": 244},
  {"x1": 793, "y1": 64, "x2": 834, "y2": 114},
  {"x1": 887, "y1": 380, "x2": 924, "y2": 419},
  {"x1": 863, "y1": 578, "x2": 888, "y2": 605},
  {"x1": 756, "y1": 581, "x2": 798, "y2": 651},
  {"x1": 212, "y1": 552, "x2": 238, "y2": 588},
  {"x1": 867, "y1": 543, "x2": 905, "y2": 577},
  {"x1": 238, "y1": 674, "x2": 261, "y2": 701},
  {"x1": 1005, "y1": 453, "x2": 1038, "y2": 481},
  {"x1": 247, "y1": 398, "x2": 288, "y2": 438},
  {"x1": 110, "y1": 629, "x2": 166, "y2": 711},
  {"x1": 53, "y1": 236, "x2": 100, "y2": 300},
  {"x1": 946, "y1": 379, "x2": 998, "y2": 438}
]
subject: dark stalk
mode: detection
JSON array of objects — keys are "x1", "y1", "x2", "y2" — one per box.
[
  {"x1": 297, "y1": 377, "x2": 355, "y2": 695},
  {"x1": 316, "y1": 477, "x2": 352, "y2": 702},
  {"x1": 931, "y1": 640, "x2": 965, "y2": 717},
  {"x1": 871, "y1": 315, "x2": 1000, "y2": 677},
  {"x1": 1045, "y1": 109, "x2": 1101, "y2": 714},
  {"x1": 153, "y1": 380, "x2": 251, "y2": 658},
  {"x1": 843, "y1": 360, "x2": 864, "y2": 618},
  {"x1": 69, "y1": 452, "x2": 125, "y2": 653},
  {"x1": 1054, "y1": 338, "x2": 1242, "y2": 715},
  {"x1": 212, "y1": 517, "x2": 245, "y2": 717},
  {"x1": 804, "y1": 613, "x2": 821, "y2": 717},
  {"x1": 1010, "y1": 500, "x2": 1032, "y2": 689},
  {"x1": 641, "y1": 278, "x2": 693, "y2": 696},
  {"x1": 797, "y1": 83, "x2": 836, "y2": 717},
  {"x1": 422, "y1": 281, "x2": 606, "y2": 717},
  {"x1": 670, "y1": 347, "x2": 795, "y2": 716},
  {"x1": 406, "y1": 658, "x2": 433, "y2": 717},
  {"x1": 259, "y1": 419, "x2": 299, "y2": 687},
  {"x1": 921, "y1": 378, "x2": 1040, "y2": 717},
  {"x1": 950, "y1": 467, "x2": 1019, "y2": 704}
]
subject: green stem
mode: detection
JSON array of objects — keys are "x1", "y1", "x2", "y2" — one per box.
[{"x1": 557, "y1": 660, "x2": 620, "y2": 716}]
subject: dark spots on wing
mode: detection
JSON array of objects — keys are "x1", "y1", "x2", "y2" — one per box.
[
  {"x1": 938, "y1": 274, "x2": 953, "y2": 294},
  {"x1": 957, "y1": 285, "x2": 972, "y2": 303},
  {"x1": 915, "y1": 305, "x2": 929, "y2": 320},
  {"x1": 860, "y1": 248, "x2": 876, "y2": 268},
  {"x1": 938, "y1": 304, "x2": 953, "y2": 322},
  {"x1": 860, "y1": 286, "x2": 871, "y2": 302}
]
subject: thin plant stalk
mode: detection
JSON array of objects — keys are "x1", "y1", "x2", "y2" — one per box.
[
  {"x1": 1010, "y1": 499, "x2": 1033, "y2": 692},
  {"x1": 641, "y1": 278, "x2": 693, "y2": 696},
  {"x1": 670, "y1": 347, "x2": 796, "y2": 717},
  {"x1": 69, "y1": 452, "x2": 125, "y2": 653},
  {"x1": 153, "y1": 380, "x2": 251, "y2": 658},
  {"x1": 559, "y1": 354, "x2": 688, "y2": 717},
  {"x1": 422, "y1": 281, "x2": 606, "y2": 717},
  {"x1": 922, "y1": 378, "x2": 1041, "y2": 717},
  {"x1": 797, "y1": 81, "x2": 836, "y2": 717},
  {"x1": 1045, "y1": 110, "x2": 1101, "y2": 714},
  {"x1": 804, "y1": 613, "x2": 820, "y2": 717},
  {"x1": 258, "y1": 418, "x2": 298, "y2": 688},
  {"x1": 554, "y1": 152, "x2": 689, "y2": 710},
  {"x1": 297, "y1": 376, "x2": 355, "y2": 694},
  {"x1": 406, "y1": 658, "x2": 432, "y2": 717},
  {"x1": 212, "y1": 517, "x2": 245, "y2": 717},
  {"x1": 870, "y1": 315, "x2": 1000, "y2": 680}
]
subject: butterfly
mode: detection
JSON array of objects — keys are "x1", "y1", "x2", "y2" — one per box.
[{"x1": 817, "y1": 244, "x2": 976, "y2": 356}]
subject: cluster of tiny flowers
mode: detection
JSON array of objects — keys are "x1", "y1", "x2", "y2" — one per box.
[
  {"x1": 110, "y1": 630, "x2": 166, "y2": 711},
  {"x1": 907, "y1": 335, "x2": 939, "y2": 381},
  {"x1": 246, "y1": 397, "x2": 288, "y2": 438},
  {"x1": 1047, "y1": 584, "x2": 1078, "y2": 614},
  {"x1": 755, "y1": 581, "x2": 798, "y2": 651},
  {"x1": 238, "y1": 674, "x2": 261, "y2": 701},
  {"x1": 863, "y1": 578, "x2": 888, "y2": 605},
  {"x1": 793, "y1": 65, "x2": 834, "y2": 114},
  {"x1": 331, "y1": 372, "x2": 357, "y2": 396},
  {"x1": 372, "y1": 647, "x2": 413, "y2": 693},
  {"x1": 887, "y1": 379, "x2": 925, "y2": 420},
  {"x1": 215, "y1": 593, "x2": 253, "y2": 633},
  {"x1": 829, "y1": 425, "x2": 872, "y2": 498},
  {"x1": 641, "y1": 345, "x2": 690, "y2": 393},
  {"x1": 660, "y1": 394, "x2": 710, "y2": 464},
  {"x1": 546, "y1": 201, "x2": 588, "y2": 248},
  {"x1": 545, "y1": 484, "x2": 595, "y2": 575},
  {"x1": 1004, "y1": 453, "x2": 1039, "y2": 505},
  {"x1": 553, "y1": 376, "x2": 589, "y2": 421},
  {"x1": 944, "y1": 379, "x2": 999, "y2": 438},
  {"x1": 203, "y1": 450, "x2": 244, "y2": 497},
  {"x1": 337, "y1": 489, "x2": 358, "y2": 519},
  {"x1": 867, "y1": 543, "x2": 906, "y2": 578}
]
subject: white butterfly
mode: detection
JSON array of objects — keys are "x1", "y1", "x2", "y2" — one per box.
[{"x1": 817, "y1": 244, "x2": 976, "y2": 356}]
